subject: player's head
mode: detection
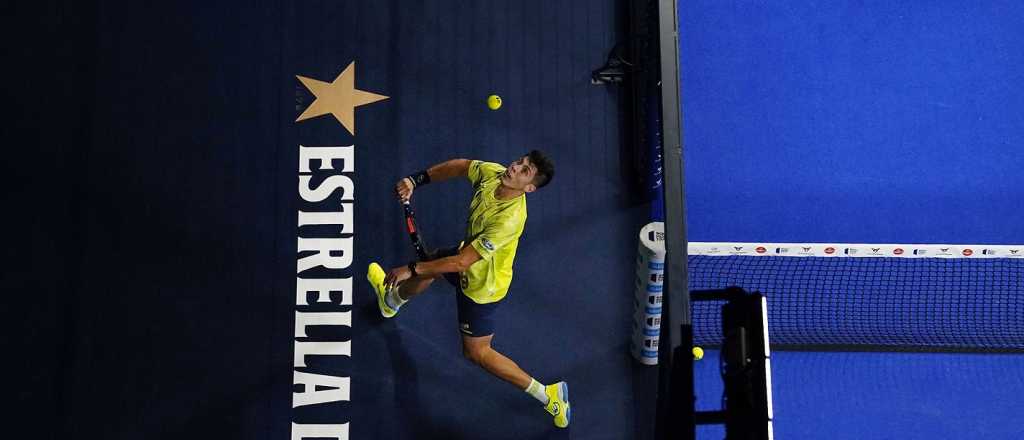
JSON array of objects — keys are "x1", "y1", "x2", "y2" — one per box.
[{"x1": 501, "y1": 150, "x2": 554, "y2": 193}]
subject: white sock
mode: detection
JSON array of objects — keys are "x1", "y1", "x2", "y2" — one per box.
[
  {"x1": 525, "y1": 378, "x2": 549, "y2": 405},
  {"x1": 385, "y1": 286, "x2": 407, "y2": 310}
]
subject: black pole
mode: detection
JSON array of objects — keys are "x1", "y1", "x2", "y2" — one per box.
[{"x1": 653, "y1": 0, "x2": 693, "y2": 439}]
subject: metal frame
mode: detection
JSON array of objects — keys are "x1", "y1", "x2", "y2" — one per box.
[{"x1": 652, "y1": 0, "x2": 693, "y2": 439}]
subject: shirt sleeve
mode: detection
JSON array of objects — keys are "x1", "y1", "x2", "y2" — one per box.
[
  {"x1": 467, "y1": 160, "x2": 506, "y2": 188},
  {"x1": 469, "y1": 215, "x2": 521, "y2": 259}
]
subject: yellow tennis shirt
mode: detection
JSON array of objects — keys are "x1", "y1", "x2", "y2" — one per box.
[{"x1": 459, "y1": 160, "x2": 527, "y2": 304}]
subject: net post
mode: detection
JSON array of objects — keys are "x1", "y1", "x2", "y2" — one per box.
[{"x1": 652, "y1": 0, "x2": 693, "y2": 439}]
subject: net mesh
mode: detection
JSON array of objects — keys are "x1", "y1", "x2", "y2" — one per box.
[{"x1": 689, "y1": 255, "x2": 1024, "y2": 351}]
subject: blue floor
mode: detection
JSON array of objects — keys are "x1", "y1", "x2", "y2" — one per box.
[{"x1": 695, "y1": 349, "x2": 1024, "y2": 439}]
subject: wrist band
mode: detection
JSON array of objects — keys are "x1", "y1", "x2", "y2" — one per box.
[
  {"x1": 407, "y1": 261, "x2": 419, "y2": 277},
  {"x1": 408, "y1": 170, "x2": 431, "y2": 188}
]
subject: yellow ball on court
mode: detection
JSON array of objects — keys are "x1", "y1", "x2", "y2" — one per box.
[
  {"x1": 692, "y1": 346, "x2": 704, "y2": 360},
  {"x1": 487, "y1": 94, "x2": 502, "y2": 110}
]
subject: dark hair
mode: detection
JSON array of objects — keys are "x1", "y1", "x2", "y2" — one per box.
[{"x1": 527, "y1": 150, "x2": 555, "y2": 189}]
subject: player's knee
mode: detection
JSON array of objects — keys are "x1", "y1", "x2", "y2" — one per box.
[
  {"x1": 461, "y1": 345, "x2": 479, "y2": 364},
  {"x1": 462, "y1": 344, "x2": 490, "y2": 366}
]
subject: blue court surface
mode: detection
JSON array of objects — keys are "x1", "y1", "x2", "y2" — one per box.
[
  {"x1": 8, "y1": 1, "x2": 1023, "y2": 439},
  {"x1": 694, "y1": 349, "x2": 1024, "y2": 439}
]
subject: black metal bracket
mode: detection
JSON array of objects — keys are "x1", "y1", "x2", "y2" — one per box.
[
  {"x1": 591, "y1": 41, "x2": 635, "y2": 84},
  {"x1": 691, "y1": 286, "x2": 748, "y2": 302}
]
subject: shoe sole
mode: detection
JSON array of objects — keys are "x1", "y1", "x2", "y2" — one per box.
[
  {"x1": 548, "y1": 381, "x2": 570, "y2": 428},
  {"x1": 561, "y1": 382, "x2": 571, "y2": 427},
  {"x1": 367, "y1": 263, "x2": 396, "y2": 318}
]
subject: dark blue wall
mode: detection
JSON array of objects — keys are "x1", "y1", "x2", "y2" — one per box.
[
  {"x1": 679, "y1": 1, "x2": 1024, "y2": 244},
  {"x1": 11, "y1": 1, "x2": 655, "y2": 439}
]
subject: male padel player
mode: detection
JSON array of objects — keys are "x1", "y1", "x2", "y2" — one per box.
[{"x1": 367, "y1": 151, "x2": 570, "y2": 428}]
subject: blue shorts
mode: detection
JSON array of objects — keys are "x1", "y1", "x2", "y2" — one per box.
[{"x1": 433, "y1": 246, "x2": 500, "y2": 337}]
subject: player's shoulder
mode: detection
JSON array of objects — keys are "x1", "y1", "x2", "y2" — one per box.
[
  {"x1": 473, "y1": 160, "x2": 505, "y2": 174},
  {"x1": 469, "y1": 160, "x2": 506, "y2": 187}
]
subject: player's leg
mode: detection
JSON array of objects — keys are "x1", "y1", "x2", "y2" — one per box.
[
  {"x1": 367, "y1": 246, "x2": 459, "y2": 318},
  {"x1": 367, "y1": 265, "x2": 439, "y2": 317},
  {"x1": 461, "y1": 334, "x2": 530, "y2": 388},
  {"x1": 396, "y1": 274, "x2": 437, "y2": 301},
  {"x1": 456, "y1": 293, "x2": 571, "y2": 428}
]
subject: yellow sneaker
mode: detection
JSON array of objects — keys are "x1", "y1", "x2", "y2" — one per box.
[
  {"x1": 544, "y1": 381, "x2": 570, "y2": 428},
  {"x1": 367, "y1": 262, "x2": 397, "y2": 318}
]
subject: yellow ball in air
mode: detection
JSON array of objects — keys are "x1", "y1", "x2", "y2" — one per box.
[
  {"x1": 487, "y1": 94, "x2": 502, "y2": 110},
  {"x1": 692, "y1": 346, "x2": 704, "y2": 360}
]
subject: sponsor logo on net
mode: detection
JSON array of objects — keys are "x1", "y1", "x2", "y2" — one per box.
[
  {"x1": 689, "y1": 243, "x2": 1023, "y2": 258},
  {"x1": 730, "y1": 246, "x2": 748, "y2": 255}
]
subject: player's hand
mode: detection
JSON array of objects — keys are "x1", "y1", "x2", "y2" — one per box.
[
  {"x1": 384, "y1": 265, "x2": 413, "y2": 290},
  {"x1": 395, "y1": 177, "x2": 414, "y2": 202}
]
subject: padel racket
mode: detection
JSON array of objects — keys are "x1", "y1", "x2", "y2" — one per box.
[{"x1": 402, "y1": 200, "x2": 430, "y2": 261}]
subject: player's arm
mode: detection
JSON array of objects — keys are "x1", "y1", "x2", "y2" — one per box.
[
  {"x1": 384, "y1": 245, "x2": 481, "y2": 288},
  {"x1": 425, "y1": 158, "x2": 472, "y2": 181},
  {"x1": 415, "y1": 245, "x2": 481, "y2": 277},
  {"x1": 395, "y1": 158, "x2": 472, "y2": 201}
]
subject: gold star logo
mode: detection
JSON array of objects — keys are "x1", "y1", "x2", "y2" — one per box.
[{"x1": 295, "y1": 62, "x2": 388, "y2": 135}]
